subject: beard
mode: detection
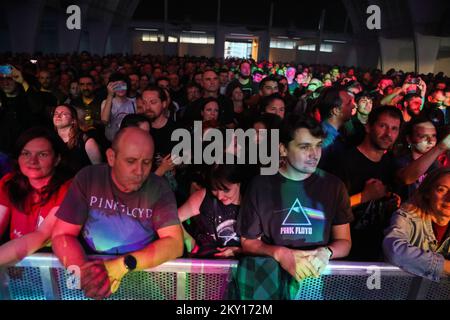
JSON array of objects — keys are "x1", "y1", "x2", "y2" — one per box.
[{"x1": 240, "y1": 74, "x2": 250, "y2": 80}]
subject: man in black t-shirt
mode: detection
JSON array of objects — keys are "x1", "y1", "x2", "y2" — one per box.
[
  {"x1": 52, "y1": 127, "x2": 183, "y2": 300},
  {"x1": 238, "y1": 116, "x2": 353, "y2": 282},
  {"x1": 329, "y1": 106, "x2": 403, "y2": 261}
]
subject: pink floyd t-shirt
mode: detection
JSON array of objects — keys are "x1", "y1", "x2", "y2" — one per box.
[
  {"x1": 238, "y1": 170, "x2": 353, "y2": 249},
  {"x1": 56, "y1": 164, "x2": 180, "y2": 254}
]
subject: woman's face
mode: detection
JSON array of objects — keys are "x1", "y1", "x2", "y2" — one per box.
[
  {"x1": 212, "y1": 182, "x2": 241, "y2": 206},
  {"x1": 202, "y1": 101, "x2": 219, "y2": 122},
  {"x1": 69, "y1": 82, "x2": 79, "y2": 97},
  {"x1": 253, "y1": 122, "x2": 266, "y2": 144},
  {"x1": 18, "y1": 138, "x2": 59, "y2": 182},
  {"x1": 430, "y1": 174, "x2": 450, "y2": 220},
  {"x1": 53, "y1": 105, "x2": 74, "y2": 129},
  {"x1": 408, "y1": 122, "x2": 437, "y2": 155},
  {"x1": 232, "y1": 87, "x2": 244, "y2": 102}
]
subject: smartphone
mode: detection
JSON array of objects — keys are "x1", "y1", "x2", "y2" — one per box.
[
  {"x1": 409, "y1": 78, "x2": 420, "y2": 85},
  {"x1": 0, "y1": 65, "x2": 12, "y2": 76},
  {"x1": 30, "y1": 59, "x2": 37, "y2": 64},
  {"x1": 114, "y1": 83, "x2": 127, "y2": 92}
]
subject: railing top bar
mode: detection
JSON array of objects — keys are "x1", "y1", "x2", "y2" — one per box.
[{"x1": 13, "y1": 253, "x2": 404, "y2": 273}]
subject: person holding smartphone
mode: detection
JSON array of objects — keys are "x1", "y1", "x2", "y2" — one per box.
[{"x1": 101, "y1": 73, "x2": 136, "y2": 142}]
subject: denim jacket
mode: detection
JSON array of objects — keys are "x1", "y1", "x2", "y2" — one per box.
[{"x1": 383, "y1": 209, "x2": 450, "y2": 282}]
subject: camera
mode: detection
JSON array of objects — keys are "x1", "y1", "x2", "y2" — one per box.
[{"x1": 408, "y1": 78, "x2": 420, "y2": 85}]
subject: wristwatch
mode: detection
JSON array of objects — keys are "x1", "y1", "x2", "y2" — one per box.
[{"x1": 123, "y1": 255, "x2": 137, "y2": 271}]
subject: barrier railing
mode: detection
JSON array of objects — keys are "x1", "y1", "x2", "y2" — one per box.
[{"x1": 0, "y1": 253, "x2": 448, "y2": 300}]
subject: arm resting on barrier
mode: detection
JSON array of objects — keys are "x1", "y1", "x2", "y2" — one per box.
[
  {"x1": 383, "y1": 212, "x2": 446, "y2": 282},
  {"x1": 241, "y1": 237, "x2": 320, "y2": 282},
  {"x1": 0, "y1": 206, "x2": 59, "y2": 266}
]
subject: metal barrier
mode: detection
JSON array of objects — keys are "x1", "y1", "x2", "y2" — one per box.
[{"x1": 0, "y1": 253, "x2": 448, "y2": 300}]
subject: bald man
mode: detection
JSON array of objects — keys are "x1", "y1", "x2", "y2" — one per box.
[{"x1": 52, "y1": 127, "x2": 183, "y2": 299}]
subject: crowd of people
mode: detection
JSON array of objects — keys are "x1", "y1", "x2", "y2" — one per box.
[{"x1": 0, "y1": 51, "x2": 449, "y2": 299}]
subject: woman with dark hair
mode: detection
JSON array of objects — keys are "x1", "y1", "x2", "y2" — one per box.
[
  {"x1": 178, "y1": 162, "x2": 244, "y2": 258},
  {"x1": 384, "y1": 167, "x2": 450, "y2": 282},
  {"x1": 53, "y1": 104, "x2": 103, "y2": 173},
  {"x1": 119, "y1": 113, "x2": 151, "y2": 132},
  {"x1": 225, "y1": 82, "x2": 247, "y2": 127},
  {"x1": 0, "y1": 127, "x2": 72, "y2": 265}
]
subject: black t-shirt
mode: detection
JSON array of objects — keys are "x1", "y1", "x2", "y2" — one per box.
[
  {"x1": 189, "y1": 191, "x2": 240, "y2": 256},
  {"x1": 329, "y1": 147, "x2": 399, "y2": 260},
  {"x1": 237, "y1": 170, "x2": 353, "y2": 249},
  {"x1": 150, "y1": 119, "x2": 178, "y2": 157}
]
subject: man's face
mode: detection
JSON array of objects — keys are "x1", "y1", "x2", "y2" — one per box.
[
  {"x1": 339, "y1": 91, "x2": 356, "y2": 122},
  {"x1": 168, "y1": 74, "x2": 180, "y2": 88},
  {"x1": 406, "y1": 97, "x2": 422, "y2": 115},
  {"x1": 357, "y1": 97, "x2": 373, "y2": 116},
  {"x1": 129, "y1": 74, "x2": 139, "y2": 91},
  {"x1": 436, "y1": 83, "x2": 446, "y2": 91},
  {"x1": 379, "y1": 79, "x2": 393, "y2": 90},
  {"x1": 157, "y1": 79, "x2": 170, "y2": 90},
  {"x1": 260, "y1": 80, "x2": 278, "y2": 96},
  {"x1": 253, "y1": 73, "x2": 263, "y2": 83},
  {"x1": 265, "y1": 98, "x2": 285, "y2": 119},
  {"x1": 79, "y1": 77, "x2": 94, "y2": 98},
  {"x1": 108, "y1": 139, "x2": 154, "y2": 193},
  {"x1": 286, "y1": 68, "x2": 295, "y2": 80},
  {"x1": 239, "y1": 63, "x2": 251, "y2": 79},
  {"x1": 141, "y1": 90, "x2": 167, "y2": 120},
  {"x1": 219, "y1": 72, "x2": 228, "y2": 85},
  {"x1": 202, "y1": 71, "x2": 219, "y2": 93},
  {"x1": 0, "y1": 77, "x2": 17, "y2": 95},
  {"x1": 39, "y1": 71, "x2": 52, "y2": 90},
  {"x1": 187, "y1": 86, "x2": 201, "y2": 102},
  {"x1": 339, "y1": 91, "x2": 356, "y2": 121},
  {"x1": 367, "y1": 114, "x2": 401, "y2": 150},
  {"x1": 408, "y1": 122, "x2": 437, "y2": 154},
  {"x1": 60, "y1": 74, "x2": 71, "y2": 88},
  {"x1": 281, "y1": 128, "x2": 322, "y2": 175}
]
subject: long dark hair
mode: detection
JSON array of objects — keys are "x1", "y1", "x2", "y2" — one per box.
[{"x1": 5, "y1": 127, "x2": 72, "y2": 212}]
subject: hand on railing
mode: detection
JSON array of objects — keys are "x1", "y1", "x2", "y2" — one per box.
[{"x1": 80, "y1": 260, "x2": 112, "y2": 300}]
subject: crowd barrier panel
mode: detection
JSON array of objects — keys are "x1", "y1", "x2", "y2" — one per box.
[{"x1": 0, "y1": 253, "x2": 449, "y2": 300}]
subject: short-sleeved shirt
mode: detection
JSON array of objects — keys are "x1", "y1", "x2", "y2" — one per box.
[
  {"x1": 237, "y1": 170, "x2": 353, "y2": 249},
  {"x1": 0, "y1": 173, "x2": 71, "y2": 240},
  {"x1": 56, "y1": 164, "x2": 180, "y2": 255}
]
